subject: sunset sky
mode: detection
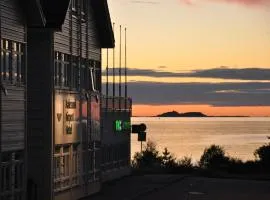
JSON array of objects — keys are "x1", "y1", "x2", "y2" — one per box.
[{"x1": 102, "y1": 0, "x2": 270, "y2": 116}]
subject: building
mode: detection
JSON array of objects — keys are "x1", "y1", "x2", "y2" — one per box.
[
  {"x1": 1, "y1": 0, "x2": 132, "y2": 200},
  {"x1": 0, "y1": 0, "x2": 27, "y2": 199}
]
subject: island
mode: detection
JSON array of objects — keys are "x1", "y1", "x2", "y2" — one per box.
[{"x1": 157, "y1": 111, "x2": 207, "y2": 117}]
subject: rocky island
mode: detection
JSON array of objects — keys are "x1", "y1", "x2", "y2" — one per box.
[{"x1": 157, "y1": 111, "x2": 207, "y2": 117}]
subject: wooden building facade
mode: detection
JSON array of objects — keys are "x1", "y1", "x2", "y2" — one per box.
[
  {"x1": 1, "y1": 0, "x2": 131, "y2": 200},
  {"x1": 0, "y1": 0, "x2": 26, "y2": 199}
]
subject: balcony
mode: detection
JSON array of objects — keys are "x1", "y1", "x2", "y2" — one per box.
[{"x1": 101, "y1": 96, "x2": 132, "y2": 112}]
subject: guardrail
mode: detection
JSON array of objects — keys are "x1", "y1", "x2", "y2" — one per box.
[{"x1": 101, "y1": 96, "x2": 132, "y2": 111}]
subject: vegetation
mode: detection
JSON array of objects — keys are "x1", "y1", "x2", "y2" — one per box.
[
  {"x1": 254, "y1": 143, "x2": 270, "y2": 169},
  {"x1": 199, "y1": 145, "x2": 229, "y2": 169},
  {"x1": 132, "y1": 141, "x2": 270, "y2": 177}
]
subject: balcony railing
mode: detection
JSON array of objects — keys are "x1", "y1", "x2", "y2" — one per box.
[{"x1": 101, "y1": 96, "x2": 132, "y2": 111}]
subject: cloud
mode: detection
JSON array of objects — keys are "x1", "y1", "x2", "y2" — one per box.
[
  {"x1": 131, "y1": 1, "x2": 160, "y2": 4},
  {"x1": 103, "y1": 67, "x2": 270, "y2": 81},
  {"x1": 179, "y1": 0, "x2": 269, "y2": 6},
  {"x1": 103, "y1": 81, "x2": 270, "y2": 106}
]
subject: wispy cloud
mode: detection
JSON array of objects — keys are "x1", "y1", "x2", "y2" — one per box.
[
  {"x1": 103, "y1": 67, "x2": 270, "y2": 81},
  {"x1": 131, "y1": 1, "x2": 160, "y2": 5},
  {"x1": 179, "y1": 0, "x2": 269, "y2": 7},
  {"x1": 103, "y1": 81, "x2": 270, "y2": 106}
]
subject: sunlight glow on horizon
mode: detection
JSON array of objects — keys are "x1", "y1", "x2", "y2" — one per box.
[
  {"x1": 104, "y1": 0, "x2": 270, "y2": 116},
  {"x1": 132, "y1": 104, "x2": 270, "y2": 117}
]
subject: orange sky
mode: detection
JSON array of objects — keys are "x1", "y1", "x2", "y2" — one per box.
[
  {"x1": 133, "y1": 105, "x2": 270, "y2": 117},
  {"x1": 104, "y1": 0, "x2": 270, "y2": 117}
]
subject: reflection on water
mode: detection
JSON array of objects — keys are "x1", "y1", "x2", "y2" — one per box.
[{"x1": 131, "y1": 117, "x2": 270, "y2": 163}]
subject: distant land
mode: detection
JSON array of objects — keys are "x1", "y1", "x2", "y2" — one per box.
[
  {"x1": 157, "y1": 111, "x2": 207, "y2": 117},
  {"x1": 148, "y1": 111, "x2": 250, "y2": 118}
]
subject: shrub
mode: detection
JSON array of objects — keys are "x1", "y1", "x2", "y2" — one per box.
[
  {"x1": 161, "y1": 147, "x2": 177, "y2": 168},
  {"x1": 178, "y1": 156, "x2": 193, "y2": 168},
  {"x1": 254, "y1": 143, "x2": 270, "y2": 169},
  {"x1": 199, "y1": 145, "x2": 229, "y2": 169},
  {"x1": 132, "y1": 140, "x2": 162, "y2": 169}
]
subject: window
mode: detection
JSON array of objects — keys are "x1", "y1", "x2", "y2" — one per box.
[
  {"x1": 71, "y1": 0, "x2": 77, "y2": 12},
  {"x1": 80, "y1": 60, "x2": 86, "y2": 90},
  {"x1": 71, "y1": 0, "x2": 86, "y2": 21},
  {"x1": 54, "y1": 144, "x2": 79, "y2": 191},
  {"x1": 72, "y1": 57, "x2": 79, "y2": 89},
  {"x1": 54, "y1": 52, "x2": 102, "y2": 92},
  {"x1": 54, "y1": 52, "x2": 70, "y2": 88},
  {"x1": 0, "y1": 39, "x2": 25, "y2": 84},
  {"x1": 89, "y1": 60, "x2": 101, "y2": 92},
  {"x1": 81, "y1": 0, "x2": 86, "y2": 21}
]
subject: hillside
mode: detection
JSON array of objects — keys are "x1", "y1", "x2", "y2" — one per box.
[{"x1": 157, "y1": 111, "x2": 207, "y2": 117}]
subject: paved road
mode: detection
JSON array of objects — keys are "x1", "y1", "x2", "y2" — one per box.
[
  {"x1": 139, "y1": 177, "x2": 270, "y2": 200},
  {"x1": 86, "y1": 175, "x2": 270, "y2": 200}
]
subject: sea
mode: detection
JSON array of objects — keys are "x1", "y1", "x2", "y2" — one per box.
[{"x1": 131, "y1": 117, "x2": 270, "y2": 163}]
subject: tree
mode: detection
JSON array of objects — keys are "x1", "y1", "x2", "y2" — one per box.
[
  {"x1": 132, "y1": 140, "x2": 162, "y2": 169},
  {"x1": 161, "y1": 147, "x2": 176, "y2": 168},
  {"x1": 254, "y1": 143, "x2": 270, "y2": 168},
  {"x1": 199, "y1": 145, "x2": 229, "y2": 169}
]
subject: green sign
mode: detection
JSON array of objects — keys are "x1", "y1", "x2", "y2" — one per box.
[{"x1": 114, "y1": 120, "x2": 131, "y2": 132}]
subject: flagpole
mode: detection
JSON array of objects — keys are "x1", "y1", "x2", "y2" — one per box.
[
  {"x1": 124, "y1": 27, "x2": 127, "y2": 109},
  {"x1": 119, "y1": 25, "x2": 122, "y2": 109},
  {"x1": 106, "y1": 47, "x2": 109, "y2": 109},
  {"x1": 112, "y1": 23, "x2": 115, "y2": 109}
]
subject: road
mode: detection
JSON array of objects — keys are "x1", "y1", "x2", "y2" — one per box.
[
  {"x1": 139, "y1": 177, "x2": 270, "y2": 200},
  {"x1": 85, "y1": 175, "x2": 270, "y2": 200}
]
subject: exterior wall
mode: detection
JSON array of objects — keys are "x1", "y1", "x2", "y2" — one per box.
[
  {"x1": 0, "y1": 0, "x2": 25, "y2": 43},
  {"x1": 54, "y1": 0, "x2": 101, "y2": 60},
  {"x1": 0, "y1": 0, "x2": 26, "y2": 199},
  {"x1": 52, "y1": 1, "x2": 103, "y2": 199}
]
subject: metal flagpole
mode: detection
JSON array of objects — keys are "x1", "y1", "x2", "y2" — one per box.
[
  {"x1": 113, "y1": 23, "x2": 115, "y2": 109},
  {"x1": 106, "y1": 48, "x2": 109, "y2": 109},
  {"x1": 124, "y1": 27, "x2": 127, "y2": 109},
  {"x1": 119, "y1": 25, "x2": 122, "y2": 109}
]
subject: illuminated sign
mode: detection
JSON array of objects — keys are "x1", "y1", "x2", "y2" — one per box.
[
  {"x1": 114, "y1": 120, "x2": 131, "y2": 132},
  {"x1": 66, "y1": 124, "x2": 72, "y2": 134},
  {"x1": 66, "y1": 100, "x2": 76, "y2": 109},
  {"x1": 66, "y1": 113, "x2": 74, "y2": 121}
]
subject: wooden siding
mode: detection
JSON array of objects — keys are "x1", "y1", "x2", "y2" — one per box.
[
  {"x1": 1, "y1": 85, "x2": 25, "y2": 151},
  {"x1": 54, "y1": 2, "x2": 101, "y2": 61},
  {"x1": 0, "y1": 0, "x2": 26, "y2": 43},
  {"x1": 0, "y1": 0, "x2": 26, "y2": 153}
]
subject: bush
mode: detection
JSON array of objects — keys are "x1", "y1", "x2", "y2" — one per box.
[
  {"x1": 254, "y1": 143, "x2": 270, "y2": 170},
  {"x1": 132, "y1": 140, "x2": 162, "y2": 169},
  {"x1": 199, "y1": 145, "x2": 229, "y2": 169},
  {"x1": 161, "y1": 147, "x2": 177, "y2": 168},
  {"x1": 178, "y1": 156, "x2": 193, "y2": 168}
]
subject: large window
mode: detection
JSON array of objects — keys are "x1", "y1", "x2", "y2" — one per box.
[
  {"x1": 54, "y1": 51, "x2": 101, "y2": 92},
  {"x1": 0, "y1": 39, "x2": 25, "y2": 85},
  {"x1": 54, "y1": 144, "x2": 79, "y2": 192},
  {"x1": 54, "y1": 52, "x2": 70, "y2": 88}
]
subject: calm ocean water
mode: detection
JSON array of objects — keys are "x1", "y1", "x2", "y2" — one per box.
[{"x1": 131, "y1": 117, "x2": 270, "y2": 163}]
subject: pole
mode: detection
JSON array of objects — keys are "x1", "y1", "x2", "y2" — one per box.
[
  {"x1": 141, "y1": 141, "x2": 143, "y2": 153},
  {"x1": 124, "y1": 27, "x2": 127, "y2": 109},
  {"x1": 113, "y1": 23, "x2": 115, "y2": 109},
  {"x1": 106, "y1": 48, "x2": 109, "y2": 109},
  {"x1": 119, "y1": 25, "x2": 122, "y2": 109}
]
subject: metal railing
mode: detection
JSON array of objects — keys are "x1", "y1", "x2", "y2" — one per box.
[
  {"x1": 101, "y1": 96, "x2": 132, "y2": 111},
  {"x1": 0, "y1": 160, "x2": 24, "y2": 200}
]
